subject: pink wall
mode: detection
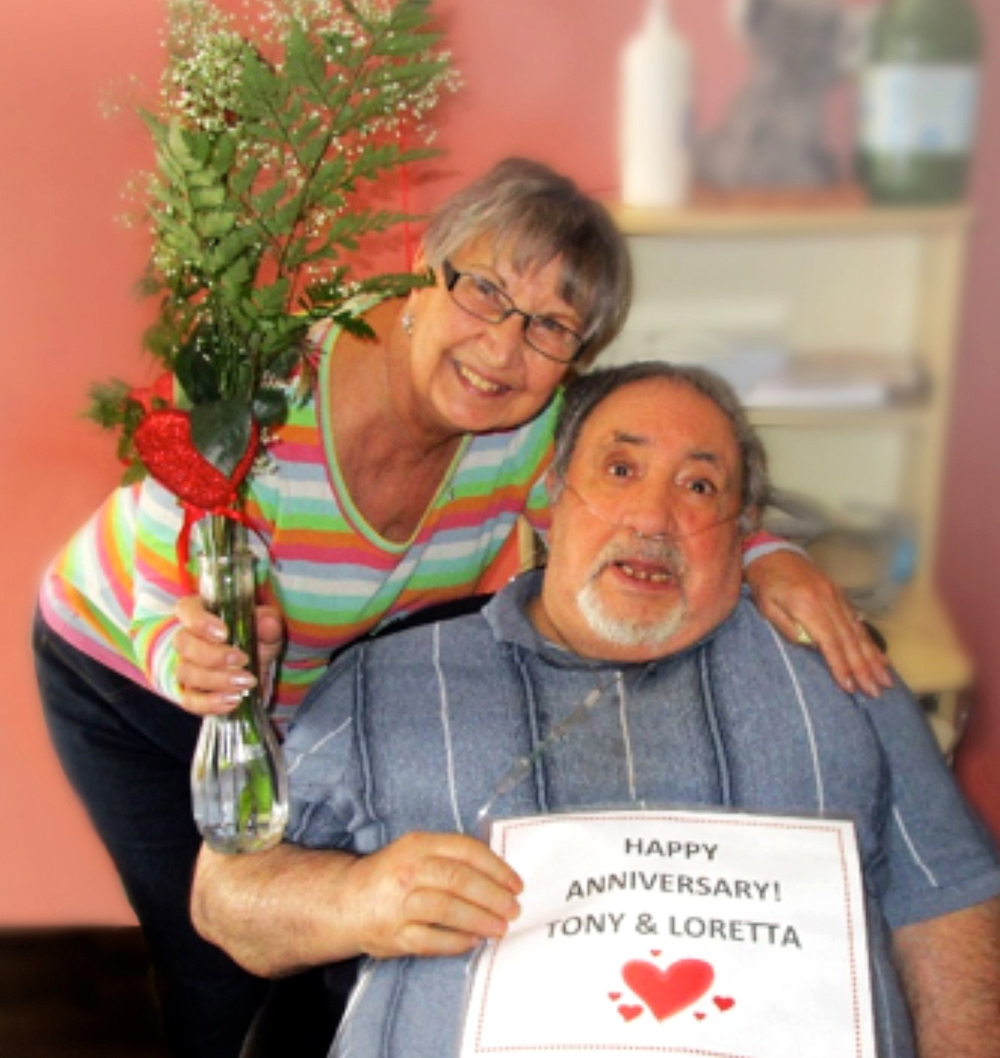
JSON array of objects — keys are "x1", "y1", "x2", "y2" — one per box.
[
  {"x1": 1, "y1": 0, "x2": 996, "y2": 924},
  {"x1": 944, "y1": 2, "x2": 1000, "y2": 836}
]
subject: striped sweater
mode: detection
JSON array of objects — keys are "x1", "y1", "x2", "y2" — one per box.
[{"x1": 39, "y1": 317, "x2": 556, "y2": 730}]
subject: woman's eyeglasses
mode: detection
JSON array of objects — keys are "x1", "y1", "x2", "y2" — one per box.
[{"x1": 442, "y1": 260, "x2": 586, "y2": 364}]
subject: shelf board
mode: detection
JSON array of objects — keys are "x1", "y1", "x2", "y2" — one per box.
[
  {"x1": 747, "y1": 403, "x2": 927, "y2": 430},
  {"x1": 871, "y1": 586, "x2": 972, "y2": 697},
  {"x1": 610, "y1": 202, "x2": 974, "y2": 238}
]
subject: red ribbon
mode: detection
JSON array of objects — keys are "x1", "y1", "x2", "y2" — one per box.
[{"x1": 129, "y1": 373, "x2": 174, "y2": 413}]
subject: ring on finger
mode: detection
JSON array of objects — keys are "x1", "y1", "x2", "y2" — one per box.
[{"x1": 793, "y1": 621, "x2": 814, "y2": 646}]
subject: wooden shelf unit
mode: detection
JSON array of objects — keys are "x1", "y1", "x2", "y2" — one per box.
[{"x1": 603, "y1": 203, "x2": 974, "y2": 753}]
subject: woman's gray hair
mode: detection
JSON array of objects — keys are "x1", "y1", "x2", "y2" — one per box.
[
  {"x1": 551, "y1": 361, "x2": 771, "y2": 533},
  {"x1": 422, "y1": 157, "x2": 632, "y2": 359}
]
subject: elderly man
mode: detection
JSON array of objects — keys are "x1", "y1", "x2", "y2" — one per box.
[{"x1": 193, "y1": 362, "x2": 1000, "y2": 1058}]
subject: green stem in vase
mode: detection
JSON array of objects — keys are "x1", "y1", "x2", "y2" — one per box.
[{"x1": 190, "y1": 514, "x2": 287, "y2": 852}]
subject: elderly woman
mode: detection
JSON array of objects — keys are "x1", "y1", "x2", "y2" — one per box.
[{"x1": 33, "y1": 158, "x2": 888, "y2": 1058}]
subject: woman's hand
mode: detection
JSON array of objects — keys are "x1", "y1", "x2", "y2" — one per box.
[
  {"x1": 173, "y1": 595, "x2": 285, "y2": 715},
  {"x1": 745, "y1": 549, "x2": 893, "y2": 697}
]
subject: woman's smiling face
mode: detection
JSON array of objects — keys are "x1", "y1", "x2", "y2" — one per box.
[{"x1": 403, "y1": 235, "x2": 582, "y2": 438}]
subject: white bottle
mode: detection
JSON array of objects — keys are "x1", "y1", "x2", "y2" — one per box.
[{"x1": 619, "y1": 0, "x2": 692, "y2": 208}]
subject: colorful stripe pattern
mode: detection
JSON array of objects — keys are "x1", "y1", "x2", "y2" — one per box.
[{"x1": 39, "y1": 318, "x2": 558, "y2": 730}]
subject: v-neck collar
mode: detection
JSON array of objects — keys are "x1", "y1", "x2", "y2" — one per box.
[{"x1": 316, "y1": 313, "x2": 471, "y2": 553}]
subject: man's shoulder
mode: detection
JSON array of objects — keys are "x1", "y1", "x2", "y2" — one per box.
[
  {"x1": 710, "y1": 593, "x2": 788, "y2": 654},
  {"x1": 715, "y1": 595, "x2": 898, "y2": 701},
  {"x1": 709, "y1": 593, "x2": 874, "y2": 706},
  {"x1": 717, "y1": 594, "x2": 833, "y2": 663}
]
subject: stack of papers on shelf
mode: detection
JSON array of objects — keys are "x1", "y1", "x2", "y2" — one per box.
[{"x1": 742, "y1": 353, "x2": 927, "y2": 409}]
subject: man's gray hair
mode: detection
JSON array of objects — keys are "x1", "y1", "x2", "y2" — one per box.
[
  {"x1": 422, "y1": 157, "x2": 632, "y2": 359},
  {"x1": 552, "y1": 361, "x2": 771, "y2": 533}
]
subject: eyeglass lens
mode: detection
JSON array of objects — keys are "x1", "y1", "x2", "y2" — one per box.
[{"x1": 447, "y1": 265, "x2": 581, "y2": 363}]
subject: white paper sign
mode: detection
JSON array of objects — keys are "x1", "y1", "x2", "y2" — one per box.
[{"x1": 460, "y1": 809, "x2": 875, "y2": 1058}]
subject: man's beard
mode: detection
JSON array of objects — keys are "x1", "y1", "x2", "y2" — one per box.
[{"x1": 575, "y1": 538, "x2": 687, "y2": 650}]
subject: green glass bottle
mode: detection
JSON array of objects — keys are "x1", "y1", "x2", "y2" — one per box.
[{"x1": 857, "y1": 0, "x2": 982, "y2": 205}]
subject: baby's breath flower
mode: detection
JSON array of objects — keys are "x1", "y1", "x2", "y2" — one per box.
[{"x1": 92, "y1": 0, "x2": 457, "y2": 467}]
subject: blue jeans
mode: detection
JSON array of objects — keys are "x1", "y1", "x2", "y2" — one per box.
[{"x1": 32, "y1": 611, "x2": 269, "y2": 1058}]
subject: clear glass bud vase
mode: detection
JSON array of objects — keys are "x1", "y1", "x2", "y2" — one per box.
[{"x1": 190, "y1": 544, "x2": 288, "y2": 853}]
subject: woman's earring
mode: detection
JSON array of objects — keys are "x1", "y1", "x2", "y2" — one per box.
[{"x1": 401, "y1": 311, "x2": 414, "y2": 335}]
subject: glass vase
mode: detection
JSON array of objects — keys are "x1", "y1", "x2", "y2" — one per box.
[{"x1": 190, "y1": 534, "x2": 288, "y2": 853}]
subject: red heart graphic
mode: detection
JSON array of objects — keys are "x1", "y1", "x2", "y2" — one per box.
[
  {"x1": 608, "y1": 992, "x2": 622, "y2": 1001},
  {"x1": 134, "y1": 410, "x2": 258, "y2": 509},
  {"x1": 622, "y1": 959, "x2": 714, "y2": 1022},
  {"x1": 618, "y1": 1004, "x2": 644, "y2": 1022},
  {"x1": 713, "y1": 996, "x2": 735, "y2": 1012}
]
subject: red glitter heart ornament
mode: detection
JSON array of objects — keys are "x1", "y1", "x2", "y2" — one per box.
[
  {"x1": 622, "y1": 959, "x2": 714, "y2": 1022},
  {"x1": 134, "y1": 409, "x2": 259, "y2": 509}
]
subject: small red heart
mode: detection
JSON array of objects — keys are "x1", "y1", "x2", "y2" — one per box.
[
  {"x1": 623, "y1": 959, "x2": 714, "y2": 1022},
  {"x1": 608, "y1": 992, "x2": 622, "y2": 1001},
  {"x1": 694, "y1": 1012, "x2": 706, "y2": 1020},
  {"x1": 134, "y1": 409, "x2": 258, "y2": 509},
  {"x1": 713, "y1": 996, "x2": 735, "y2": 1012},
  {"x1": 618, "y1": 1004, "x2": 644, "y2": 1022}
]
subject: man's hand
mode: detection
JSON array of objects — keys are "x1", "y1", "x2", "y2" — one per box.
[
  {"x1": 342, "y1": 832, "x2": 523, "y2": 959},
  {"x1": 894, "y1": 895, "x2": 1000, "y2": 1058},
  {"x1": 744, "y1": 548, "x2": 892, "y2": 698},
  {"x1": 173, "y1": 595, "x2": 285, "y2": 715},
  {"x1": 191, "y1": 834, "x2": 522, "y2": 977}
]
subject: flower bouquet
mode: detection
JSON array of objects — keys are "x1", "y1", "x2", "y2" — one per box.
[{"x1": 87, "y1": 0, "x2": 458, "y2": 852}]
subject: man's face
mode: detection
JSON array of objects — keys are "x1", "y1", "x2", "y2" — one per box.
[{"x1": 531, "y1": 378, "x2": 746, "y2": 663}]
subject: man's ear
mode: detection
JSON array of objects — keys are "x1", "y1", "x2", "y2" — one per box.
[{"x1": 738, "y1": 506, "x2": 762, "y2": 538}]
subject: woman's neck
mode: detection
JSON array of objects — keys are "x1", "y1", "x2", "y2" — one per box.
[{"x1": 326, "y1": 299, "x2": 465, "y2": 542}]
